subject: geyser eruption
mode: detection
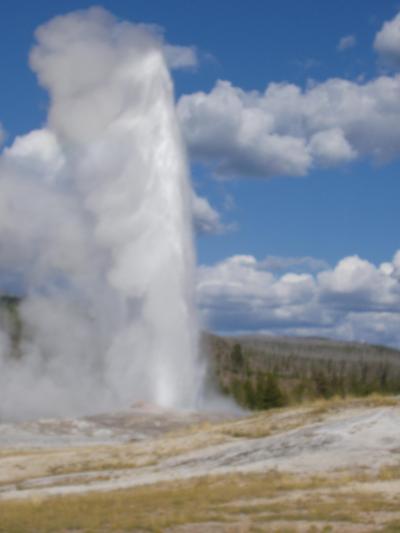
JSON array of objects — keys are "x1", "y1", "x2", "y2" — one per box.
[{"x1": 0, "y1": 8, "x2": 203, "y2": 420}]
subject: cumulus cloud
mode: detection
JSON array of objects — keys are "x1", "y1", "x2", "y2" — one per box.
[
  {"x1": 374, "y1": 11, "x2": 400, "y2": 68},
  {"x1": 164, "y1": 44, "x2": 197, "y2": 69},
  {"x1": 337, "y1": 35, "x2": 356, "y2": 51},
  {"x1": 308, "y1": 127, "x2": 357, "y2": 166},
  {"x1": 197, "y1": 251, "x2": 400, "y2": 347},
  {"x1": 178, "y1": 72, "x2": 400, "y2": 178},
  {"x1": 132, "y1": 22, "x2": 197, "y2": 70},
  {"x1": 192, "y1": 192, "x2": 228, "y2": 234}
]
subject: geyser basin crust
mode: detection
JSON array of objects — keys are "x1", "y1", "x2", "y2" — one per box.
[{"x1": 1, "y1": 397, "x2": 400, "y2": 533}]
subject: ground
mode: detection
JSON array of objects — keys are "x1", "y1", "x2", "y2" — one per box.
[{"x1": 1, "y1": 396, "x2": 400, "y2": 532}]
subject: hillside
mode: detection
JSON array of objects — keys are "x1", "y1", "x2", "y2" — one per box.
[{"x1": 203, "y1": 332, "x2": 400, "y2": 409}]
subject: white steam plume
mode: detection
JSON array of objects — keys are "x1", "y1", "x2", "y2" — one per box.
[{"x1": 0, "y1": 7, "x2": 203, "y2": 420}]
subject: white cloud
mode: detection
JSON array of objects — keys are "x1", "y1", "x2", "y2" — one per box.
[
  {"x1": 164, "y1": 44, "x2": 197, "y2": 69},
  {"x1": 192, "y1": 191, "x2": 228, "y2": 234},
  {"x1": 374, "y1": 12, "x2": 400, "y2": 68},
  {"x1": 337, "y1": 35, "x2": 356, "y2": 51},
  {"x1": 318, "y1": 256, "x2": 400, "y2": 310},
  {"x1": 134, "y1": 22, "x2": 198, "y2": 70},
  {"x1": 197, "y1": 251, "x2": 400, "y2": 347},
  {"x1": 309, "y1": 127, "x2": 357, "y2": 166},
  {"x1": 178, "y1": 72, "x2": 400, "y2": 178}
]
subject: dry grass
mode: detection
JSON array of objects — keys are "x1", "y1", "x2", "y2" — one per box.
[
  {"x1": 378, "y1": 463, "x2": 400, "y2": 481},
  {"x1": 1, "y1": 469, "x2": 400, "y2": 532},
  {"x1": 306, "y1": 393, "x2": 400, "y2": 411},
  {"x1": 46, "y1": 457, "x2": 158, "y2": 477},
  {"x1": 212, "y1": 393, "x2": 400, "y2": 440}
]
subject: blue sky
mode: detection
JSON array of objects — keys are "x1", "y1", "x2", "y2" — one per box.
[{"x1": 1, "y1": 1, "x2": 400, "y2": 345}]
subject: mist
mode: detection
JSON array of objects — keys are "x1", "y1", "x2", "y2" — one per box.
[{"x1": 0, "y1": 7, "x2": 204, "y2": 421}]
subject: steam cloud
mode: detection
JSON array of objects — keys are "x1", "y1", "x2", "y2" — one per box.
[{"x1": 0, "y1": 8, "x2": 203, "y2": 420}]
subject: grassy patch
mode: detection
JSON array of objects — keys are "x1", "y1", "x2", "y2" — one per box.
[
  {"x1": 1, "y1": 470, "x2": 400, "y2": 532},
  {"x1": 378, "y1": 463, "x2": 400, "y2": 481},
  {"x1": 46, "y1": 457, "x2": 158, "y2": 477}
]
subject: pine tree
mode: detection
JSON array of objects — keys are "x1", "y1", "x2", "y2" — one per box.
[
  {"x1": 256, "y1": 372, "x2": 285, "y2": 409},
  {"x1": 231, "y1": 343, "x2": 244, "y2": 371}
]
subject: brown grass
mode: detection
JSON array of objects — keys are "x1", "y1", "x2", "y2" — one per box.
[
  {"x1": 1, "y1": 468, "x2": 400, "y2": 532},
  {"x1": 212, "y1": 393, "x2": 400, "y2": 440}
]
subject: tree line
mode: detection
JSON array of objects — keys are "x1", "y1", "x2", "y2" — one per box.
[{"x1": 204, "y1": 334, "x2": 400, "y2": 409}]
